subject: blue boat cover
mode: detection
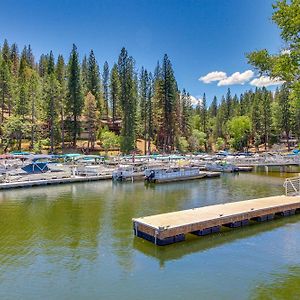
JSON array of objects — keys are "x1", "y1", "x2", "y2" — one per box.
[{"x1": 22, "y1": 162, "x2": 49, "y2": 174}]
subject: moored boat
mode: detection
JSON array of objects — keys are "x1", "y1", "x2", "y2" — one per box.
[
  {"x1": 144, "y1": 167, "x2": 205, "y2": 183},
  {"x1": 112, "y1": 165, "x2": 134, "y2": 181},
  {"x1": 205, "y1": 162, "x2": 239, "y2": 173}
]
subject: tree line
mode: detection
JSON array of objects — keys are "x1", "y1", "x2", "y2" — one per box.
[
  {"x1": 0, "y1": 40, "x2": 183, "y2": 154},
  {"x1": 0, "y1": 31, "x2": 297, "y2": 154}
]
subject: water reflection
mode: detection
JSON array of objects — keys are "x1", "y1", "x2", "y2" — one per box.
[
  {"x1": 0, "y1": 182, "x2": 108, "y2": 274},
  {"x1": 0, "y1": 171, "x2": 298, "y2": 299}
]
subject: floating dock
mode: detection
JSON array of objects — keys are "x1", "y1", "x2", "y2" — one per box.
[
  {"x1": 0, "y1": 175, "x2": 112, "y2": 190},
  {"x1": 133, "y1": 195, "x2": 300, "y2": 245}
]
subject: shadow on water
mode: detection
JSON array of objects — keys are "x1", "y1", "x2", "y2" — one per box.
[{"x1": 133, "y1": 213, "x2": 300, "y2": 268}]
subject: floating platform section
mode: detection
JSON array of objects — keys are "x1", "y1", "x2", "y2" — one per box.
[
  {"x1": 133, "y1": 195, "x2": 300, "y2": 245},
  {"x1": 0, "y1": 175, "x2": 112, "y2": 190},
  {"x1": 205, "y1": 172, "x2": 221, "y2": 178}
]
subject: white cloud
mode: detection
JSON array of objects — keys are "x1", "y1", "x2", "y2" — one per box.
[
  {"x1": 199, "y1": 71, "x2": 227, "y2": 83},
  {"x1": 281, "y1": 49, "x2": 291, "y2": 55},
  {"x1": 190, "y1": 95, "x2": 202, "y2": 106},
  {"x1": 217, "y1": 70, "x2": 254, "y2": 86},
  {"x1": 250, "y1": 76, "x2": 285, "y2": 87}
]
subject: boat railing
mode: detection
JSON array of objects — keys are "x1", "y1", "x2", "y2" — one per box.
[
  {"x1": 283, "y1": 177, "x2": 300, "y2": 196},
  {"x1": 156, "y1": 169, "x2": 199, "y2": 179}
]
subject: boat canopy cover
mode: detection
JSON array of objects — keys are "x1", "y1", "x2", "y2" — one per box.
[
  {"x1": 10, "y1": 151, "x2": 31, "y2": 155},
  {"x1": 21, "y1": 162, "x2": 49, "y2": 174}
]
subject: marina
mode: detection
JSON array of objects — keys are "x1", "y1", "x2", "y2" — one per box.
[{"x1": 0, "y1": 152, "x2": 298, "y2": 190}]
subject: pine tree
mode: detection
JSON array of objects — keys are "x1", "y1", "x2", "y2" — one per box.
[
  {"x1": 209, "y1": 96, "x2": 217, "y2": 117},
  {"x1": 158, "y1": 54, "x2": 177, "y2": 151},
  {"x1": 139, "y1": 67, "x2": 149, "y2": 153},
  {"x1": 47, "y1": 51, "x2": 55, "y2": 75},
  {"x1": 225, "y1": 88, "x2": 232, "y2": 120},
  {"x1": 56, "y1": 54, "x2": 67, "y2": 149},
  {"x1": 147, "y1": 72, "x2": 154, "y2": 153},
  {"x1": 251, "y1": 89, "x2": 262, "y2": 150},
  {"x1": 277, "y1": 84, "x2": 292, "y2": 150},
  {"x1": 43, "y1": 73, "x2": 59, "y2": 152},
  {"x1": 109, "y1": 63, "x2": 121, "y2": 127},
  {"x1": 27, "y1": 71, "x2": 40, "y2": 149},
  {"x1": 117, "y1": 47, "x2": 137, "y2": 153},
  {"x1": 0, "y1": 59, "x2": 12, "y2": 123},
  {"x1": 87, "y1": 50, "x2": 101, "y2": 111},
  {"x1": 10, "y1": 43, "x2": 19, "y2": 77},
  {"x1": 16, "y1": 82, "x2": 28, "y2": 119},
  {"x1": 102, "y1": 61, "x2": 109, "y2": 118},
  {"x1": 83, "y1": 92, "x2": 98, "y2": 150},
  {"x1": 19, "y1": 46, "x2": 28, "y2": 80},
  {"x1": 1, "y1": 39, "x2": 10, "y2": 63},
  {"x1": 38, "y1": 54, "x2": 49, "y2": 77},
  {"x1": 180, "y1": 89, "x2": 192, "y2": 138},
  {"x1": 26, "y1": 45, "x2": 35, "y2": 68},
  {"x1": 200, "y1": 93, "x2": 208, "y2": 150},
  {"x1": 261, "y1": 87, "x2": 272, "y2": 150},
  {"x1": 201, "y1": 93, "x2": 207, "y2": 134},
  {"x1": 215, "y1": 96, "x2": 226, "y2": 138},
  {"x1": 81, "y1": 55, "x2": 88, "y2": 95},
  {"x1": 66, "y1": 44, "x2": 83, "y2": 147},
  {"x1": 152, "y1": 62, "x2": 164, "y2": 146}
]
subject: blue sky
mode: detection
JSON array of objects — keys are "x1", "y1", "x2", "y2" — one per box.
[{"x1": 0, "y1": 0, "x2": 284, "y2": 104}]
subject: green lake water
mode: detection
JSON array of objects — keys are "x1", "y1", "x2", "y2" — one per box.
[{"x1": 0, "y1": 168, "x2": 300, "y2": 299}]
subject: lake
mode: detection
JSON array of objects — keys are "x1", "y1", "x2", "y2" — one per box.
[{"x1": 0, "y1": 169, "x2": 300, "y2": 299}]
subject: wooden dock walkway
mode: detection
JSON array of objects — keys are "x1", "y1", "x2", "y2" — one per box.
[
  {"x1": 133, "y1": 195, "x2": 300, "y2": 245},
  {"x1": 0, "y1": 175, "x2": 112, "y2": 190}
]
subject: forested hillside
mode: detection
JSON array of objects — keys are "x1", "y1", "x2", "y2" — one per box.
[{"x1": 0, "y1": 38, "x2": 295, "y2": 154}]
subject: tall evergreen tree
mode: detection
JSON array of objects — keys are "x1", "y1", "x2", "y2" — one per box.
[
  {"x1": 209, "y1": 96, "x2": 218, "y2": 117},
  {"x1": 0, "y1": 59, "x2": 12, "y2": 123},
  {"x1": 83, "y1": 92, "x2": 98, "y2": 150},
  {"x1": 117, "y1": 47, "x2": 137, "y2": 153},
  {"x1": 277, "y1": 84, "x2": 292, "y2": 150},
  {"x1": 251, "y1": 90, "x2": 262, "y2": 150},
  {"x1": 19, "y1": 46, "x2": 28, "y2": 79},
  {"x1": 43, "y1": 73, "x2": 59, "y2": 153},
  {"x1": 28, "y1": 71, "x2": 40, "y2": 149},
  {"x1": 16, "y1": 82, "x2": 28, "y2": 120},
  {"x1": 66, "y1": 44, "x2": 83, "y2": 147},
  {"x1": 38, "y1": 54, "x2": 49, "y2": 77},
  {"x1": 47, "y1": 51, "x2": 55, "y2": 75},
  {"x1": 102, "y1": 61, "x2": 109, "y2": 118},
  {"x1": 81, "y1": 55, "x2": 88, "y2": 95},
  {"x1": 10, "y1": 43, "x2": 19, "y2": 77},
  {"x1": 87, "y1": 50, "x2": 101, "y2": 111},
  {"x1": 139, "y1": 67, "x2": 149, "y2": 153},
  {"x1": 109, "y1": 63, "x2": 121, "y2": 127},
  {"x1": 26, "y1": 45, "x2": 35, "y2": 68},
  {"x1": 225, "y1": 88, "x2": 232, "y2": 120},
  {"x1": 261, "y1": 87, "x2": 272, "y2": 150},
  {"x1": 201, "y1": 93, "x2": 207, "y2": 134},
  {"x1": 146, "y1": 72, "x2": 154, "y2": 153},
  {"x1": 1, "y1": 39, "x2": 10, "y2": 63},
  {"x1": 158, "y1": 54, "x2": 178, "y2": 151},
  {"x1": 56, "y1": 54, "x2": 67, "y2": 149}
]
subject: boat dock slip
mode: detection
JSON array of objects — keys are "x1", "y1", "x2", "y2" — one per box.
[{"x1": 133, "y1": 195, "x2": 300, "y2": 246}]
